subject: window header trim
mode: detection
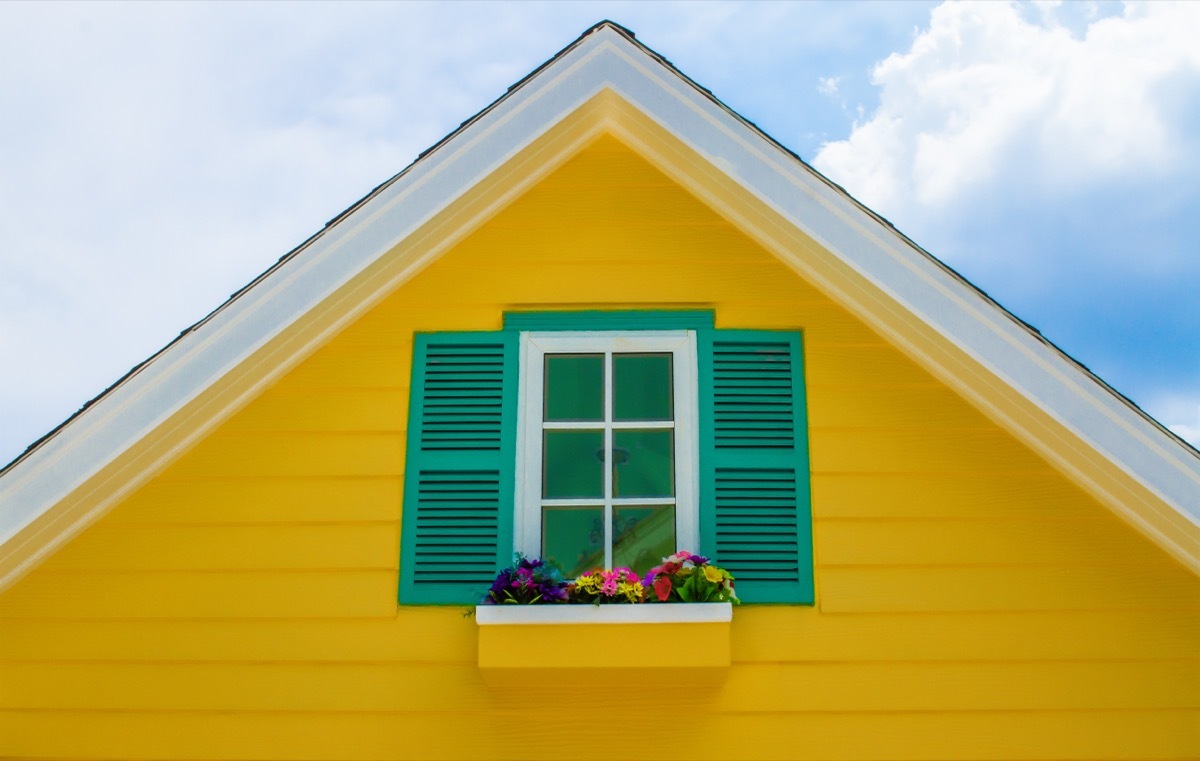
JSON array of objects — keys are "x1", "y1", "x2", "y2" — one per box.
[{"x1": 504, "y1": 310, "x2": 714, "y2": 332}]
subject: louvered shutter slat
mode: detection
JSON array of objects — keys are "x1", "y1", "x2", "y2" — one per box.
[
  {"x1": 699, "y1": 330, "x2": 814, "y2": 604},
  {"x1": 399, "y1": 333, "x2": 518, "y2": 604}
]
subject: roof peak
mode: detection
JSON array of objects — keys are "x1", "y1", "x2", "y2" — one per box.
[{"x1": 582, "y1": 20, "x2": 636, "y2": 39}]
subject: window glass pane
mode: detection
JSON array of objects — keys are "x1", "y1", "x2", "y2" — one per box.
[
  {"x1": 613, "y1": 505, "x2": 676, "y2": 577},
  {"x1": 543, "y1": 506, "x2": 604, "y2": 578},
  {"x1": 613, "y1": 353, "x2": 672, "y2": 421},
  {"x1": 544, "y1": 354, "x2": 604, "y2": 422},
  {"x1": 543, "y1": 429, "x2": 604, "y2": 498},
  {"x1": 611, "y1": 429, "x2": 674, "y2": 498}
]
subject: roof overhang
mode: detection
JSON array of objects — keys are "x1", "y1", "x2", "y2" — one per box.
[{"x1": 2, "y1": 22, "x2": 1197, "y2": 592}]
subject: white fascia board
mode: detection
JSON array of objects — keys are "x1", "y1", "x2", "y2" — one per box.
[{"x1": 576, "y1": 32, "x2": 1200, "y2": 527}]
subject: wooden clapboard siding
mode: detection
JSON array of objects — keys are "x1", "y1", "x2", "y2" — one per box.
[
  {"x1": 159, "y1": 432, "x2": 405, "y2": 479},
  {"x1": 219, "y1": 388, "x2": 408, "y2": 433},
  {"x1": 0, "y1": 570, "x2": 398, "y2": 619},
  {"x1": 2, "y1": 711, "x2": 1198, "y2": 761},
  {"x1": 2, "y1": 610, "x2": 1197, "y2": 663},
  {"x1": 818, "y1": 517, "x2": 1179, "y2": 567},
  {"x1": 103, "y1": 478, "x2": 402, "y2": 524},
  {"x1": 812, "y1": 472, "x2": 1109, "y2": 519},
  {"x1": 2, "y1": 134, "x2": 1197, "y2": 760},
  {"x1": 820, "y1": 565, "x2": 1200, "y2": 613},
  {"x1": 277, "y1": 344, "x2": 411, "y2": 388},
  {"x1": 4, "y1": 661, "x2": 1198, "y2": 712},
  {"x1": 35, "y1": 524, "x2": 400, "y2": 571}
]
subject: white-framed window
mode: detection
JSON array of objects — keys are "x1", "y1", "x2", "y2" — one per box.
[{"x1": 515, "y1": 331, "x2": 698, "y2": 577}]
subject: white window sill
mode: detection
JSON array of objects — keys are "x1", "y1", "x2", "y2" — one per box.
[
  {"x1": 475, "y1": 602, "x2": 732, "y2": 626},
  {"x1": 475, "y1": 603, "x2": 732, "y2": 669}
]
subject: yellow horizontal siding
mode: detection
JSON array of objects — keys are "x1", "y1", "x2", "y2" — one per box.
[
  {"x1": 220, "y1": 388, "x2": 407, "y2": 432},
  {"x1": 718, "y1": 300, "x2": 886, "y2": 342},
  {"x1": 0, "y1": 570, "x2": 396, "y2": 619},
  {"x1": 37, "y1": 524, "x2": 400, "y2": 571},
  {"x1": 104, "y1": 478, "x2": 402, "y2": 524},
  {"x1": 0, "y1": 612, "x2": 476, "y2": 663},
  {"x1": 820, "y1": 565, "x2": 1200, "y2": 612},
  {"x1": 816, "y1": 517, "x2": 1174, "y2": 566},
  {"x1": 5, "y1": 660, "x2": 1197, "y2": 712},
  {"x1": 730, "y1": 607, "x2": 1200, "y2": 661},
  {"x1": 457, "y1": 217, "x2": 782, "y2": 264},
  {"x1": 2, "y1": 710, "x2": 1197, "y2": 761},
  {"x1": 276, "y1": 345, "x2": 411, "y2": 388},
  {"x1": 160, "y1": 433, "x2": 404, "y2": 479},
  {"x1": 810, "y1": 427, "x2": 1055, "y2": 473},
  {"x1": 39, "y1": 513, "x2": 1171, "y2": 571},
  {"x1": 2, "y1": 134, "x2": 1197, "y2": 760},
  {"x1": 399, "y1": 261, "x2": 819, "y2": 303},
  {"x1": 805, "y1": 343, "x2": 945, "y2": 387},
  {"x1": 3, "y1": 609, "x2": 1197, "y2": 662},
  {"x1": 807, "y1": 384, "x2": 993, "y2": 428},
  {"x1": 812, "y1": 472, "x2": 1106, "y2": 519}
]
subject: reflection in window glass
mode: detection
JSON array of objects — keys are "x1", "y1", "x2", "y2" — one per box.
[
  {"x1": 612, "y1": 429, "x2": 674, "y2": 498},
  {"x1": 542, "y1": 430, "x2": 604, "y2": 498},
  {"x1": 613, "y1": 505, "x2": 676, "y2": 576},
  {"x1": 543, "y1": 506, "x2": 604, "y2": 578}
]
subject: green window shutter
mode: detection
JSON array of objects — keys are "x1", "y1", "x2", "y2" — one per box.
[
  {"x1": 698, "y1": 330, "x2": 814, "y2": 604},
  {"x1": 398, "y1": 331, "x2": 518, "y2": 604}
]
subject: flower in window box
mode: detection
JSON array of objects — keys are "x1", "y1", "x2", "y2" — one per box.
[
  {"x1": 642, "y1": 550, "x2": 739, "y2": 604},
  {"x1": 481, "y1": 554, "x2": 569, "y2": 604},
  {"x1": 568, "y1": 567, "x2": 646, "y2": 604}
]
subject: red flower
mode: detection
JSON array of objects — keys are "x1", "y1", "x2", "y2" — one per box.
[
  {"x1": 662, "y1": 561, "x2": 682, "y2": 574},
  {"x1": 653, "y1": 577, "x2": 673, "y2": 602}
]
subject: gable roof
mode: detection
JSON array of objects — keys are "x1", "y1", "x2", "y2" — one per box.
[{"x1": 2, "y1": 21, "x2": 1198, "y2": 591}]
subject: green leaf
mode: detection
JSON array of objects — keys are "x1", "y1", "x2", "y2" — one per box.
[{"x1": 677, "y1": 577, "x2": 695, "y2": 602}]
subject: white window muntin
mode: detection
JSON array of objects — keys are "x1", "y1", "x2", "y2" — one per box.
[{"x1": 515, "y1": 330, "x2": 699, "y2": 568}]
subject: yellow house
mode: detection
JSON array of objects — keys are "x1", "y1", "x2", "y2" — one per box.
[{"x1": 2, "y1": 22, "x2": 1198, "y2": 761}]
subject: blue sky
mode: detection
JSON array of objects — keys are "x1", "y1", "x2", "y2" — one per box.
[{"x1": 1, "y1": 0, "x2": 1197, "y2": 467}]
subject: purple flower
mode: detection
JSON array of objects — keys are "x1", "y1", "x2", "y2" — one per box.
[
  {"x1": 488, "y1": 572, "x2": 511, "y2": 597},
  {"x1": 481, "y1": 554, "x2": 568, "y2": 604}
]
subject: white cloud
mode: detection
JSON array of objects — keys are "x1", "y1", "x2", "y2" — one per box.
[
  {"x1": 1148, "y1": 393, "x2": 1200, "y2": 449},
  {"x1": 1169, "y1": 421, "x2": 1200, "y2": 449},
  {"x1": 818, "y1": 76, "x2": 841, "y2": 96},
  {"x1": 814, "y1": 1, "x2": 1200, "y2": 219},
  {"x1": 810, "y1": 0, "x2": 1200, "y2": 450}
]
